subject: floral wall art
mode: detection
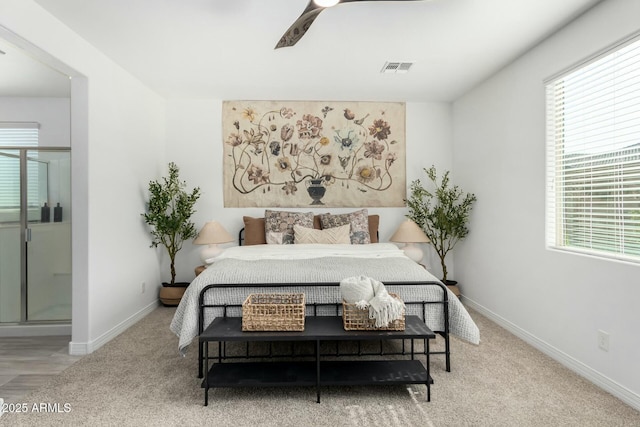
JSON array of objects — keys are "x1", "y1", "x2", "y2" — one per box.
[{"x1": 222, "y1": 100, "x2": 406, "y2": 207}]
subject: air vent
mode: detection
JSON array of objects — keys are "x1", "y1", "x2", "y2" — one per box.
[{"x1": 381, "y1": 61, "x2": 414, "y2": 74}]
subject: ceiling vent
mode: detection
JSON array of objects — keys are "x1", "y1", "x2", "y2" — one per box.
[{"x1": 381, "y1": 61, "x2": 414, "y2": 74}]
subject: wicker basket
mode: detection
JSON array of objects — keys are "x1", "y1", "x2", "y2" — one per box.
[
  {"x1": 242, "y1": 293, "x2": 305, "y2": 331},
  {"x1": 342, "y1": 293, "x2": 405, "y2": 331}
]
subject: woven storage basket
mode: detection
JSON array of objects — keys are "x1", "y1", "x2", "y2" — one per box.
[
  {"x1": 342, "y1": 293, "x2": 405, "y2": 331},
  {"x1": 242, "y1": 293, "x2": 305, "y2": 331}
]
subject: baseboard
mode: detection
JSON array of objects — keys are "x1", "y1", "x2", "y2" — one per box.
[
  {"x1": 69, "y1": 300, "x2": 159, "y2": 355},
  {"x1": 0, "y1": 323, "x2": 71, "y2": 337},
  {"x1": 461, "y1": 296, "x2": 640, "y2": 412}
]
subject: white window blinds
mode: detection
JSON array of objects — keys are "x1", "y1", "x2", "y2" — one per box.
[
  {"x1": 545, "y1": 37, "x2": 640, "y2": 262},
  {"x1": 0, "y1": 123, "x2": 40, "y2": 220},
  {"x1": 0, "y1": 122, "x2": 40, "y2": 146}
]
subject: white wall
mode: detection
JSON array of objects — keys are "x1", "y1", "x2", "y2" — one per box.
[
  {"x1": 165, "y1": 99, "x2": 453, "y2": 282},
  {"x1": 452, "y1": 0, "x2": 640, "y2": 409},
  {"x1": 0, "y1": 1, "x2": 167, "y2": 353},
  {"x1": 0, "y1": 97, "x2": 70, "y2": 147}
]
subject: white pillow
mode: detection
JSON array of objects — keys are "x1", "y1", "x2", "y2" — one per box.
[{"x1": 293, "y1": 224, "x2": 351, "y2": 244}]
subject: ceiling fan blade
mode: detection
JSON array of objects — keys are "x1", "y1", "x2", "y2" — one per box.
[
  {"x1": 275, "y1": 0, "x2": 424, "y2": 49},
  {"x1": 275, "y1": 1, "x2": 324, "y2": 49}
]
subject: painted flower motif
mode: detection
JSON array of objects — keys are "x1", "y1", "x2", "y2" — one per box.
[
  {"x1": 296, "y1": 114, "x2": 323, "y2": 139},
  {"x1": 319, "y1": 136, "x2": 330, "y2": 146},
  {"x1": 321, "y1": 173, "x2": 336, "y2": 186},
  {"x1": 226, "y1": 132, "x2": 243, "y2": 147},
  {"x1": 356, "y1": 165, "x2": 376, "y2": 184},
  {"x1": 386, "y1": 152, "x2": 397, "y2": 166},
  {"x1": 275, "y1": 156, "x2": 292, "y2": 172},
  {"x1": 338, "y1": 154, "x2": 350, "y2": 170},
  {"x1": 270, "y1": 124, "x2": 277, "y2": 132},
  {"x1": 334, "y1": 129, "x2": 358, "y2": 151},
  {"x1": 247, "y1": 164, "x2": 269, "y2": 185},
  {"x1": 369, "y1": 119, "x2": 391, "y2": 141},
  {"x1": 320, "y1": 154, "x2": 332, "y2": 166},
  {"x1": 343, "y1": 108, "x2": 355, "y2": 120},
  {"x1": 269, "y1": 141, "x2": 281, "y2": 156},
  {"x1": 243, "y1": 107, "x2": 257, "y2": 122},
  {"x1": 280, "y1": 107, "x2": 294, "y2": 119},
  {"x1": 282, "y1": 181, "x2": 298, "y2": 195},
  {"x1": 281, "y1": 124, "x2": 294, "y2": 142},
  {"x1": 243, "y1": 128, "x2": 263, "y2": 144},
  {"x1": 289, "y1": 143, "x2": 300, "y2": 156},
  {"x1": 364, "y1": 141, "x2": 385, "y2": 160}
]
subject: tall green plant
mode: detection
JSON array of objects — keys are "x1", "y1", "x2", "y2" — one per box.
[
  {"x1": 406, "y1": 166, "x2": 476, "y2": 282},
  {"x1": 142, "y1": 162, "x2": 201, "y2": 285}
]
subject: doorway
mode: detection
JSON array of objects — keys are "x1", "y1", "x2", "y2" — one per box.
[{"x1": 0, "y1": 147, "x2": 71, "y2": 324}]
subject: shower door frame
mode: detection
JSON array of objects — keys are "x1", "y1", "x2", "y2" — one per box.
[{"x1": 1, "y1": 146, "x2": 71, "y2": 325}]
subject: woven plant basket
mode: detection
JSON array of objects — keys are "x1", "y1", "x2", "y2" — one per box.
[
  {"x1": 342, "y1": 293, "x2": 405, "y2": 331},
  {"x1": 242, "y1": 293, "x2": 305, "y2": 331}
]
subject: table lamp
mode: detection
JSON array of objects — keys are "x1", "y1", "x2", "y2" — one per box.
[
  {"x1": 193, "y1": 220, "x2": 234, "y2": 264},
  {"x1": 389, "y1": 219, "x2": 430, "y2": 263}
]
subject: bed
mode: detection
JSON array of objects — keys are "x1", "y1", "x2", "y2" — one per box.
[{"x1": 170, "y1": 210, "x2": 480, "y2": 376}]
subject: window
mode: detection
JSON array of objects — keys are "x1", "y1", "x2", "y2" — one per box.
[
  {"x1": 0, "y1": 123, "x2": 40, "y2": 223},
  {"x1": 545, "y1": 36, "x2": 640, "y2": 263}
]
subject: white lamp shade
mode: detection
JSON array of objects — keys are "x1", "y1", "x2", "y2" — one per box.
[
  {"x1": 193, "y1": 221, "x2": 234, "y2": 245},
  {"x1": 389, "y1": 219, "x2": 430, "y2": 243}
]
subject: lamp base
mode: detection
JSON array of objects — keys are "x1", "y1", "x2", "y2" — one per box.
[
  {"x1": 201, "y1": 244, "x2": 223, "y2": 264},
  {"x1": 402, "y1": 243, "x2": 423, "y2": 263}
]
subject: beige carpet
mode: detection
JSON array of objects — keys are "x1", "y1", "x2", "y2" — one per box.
[{"x1": 2, "y1": 306, "x2": 639, "y2": 426}]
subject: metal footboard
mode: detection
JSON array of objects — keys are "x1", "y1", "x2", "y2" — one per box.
[{"x1": 196, "y1": 281, "x2": 450, "y2": 378}]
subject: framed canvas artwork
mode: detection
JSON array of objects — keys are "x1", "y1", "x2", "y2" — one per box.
[{"x1": 223, "y1": 100, "x2": 406, "y2": 207}]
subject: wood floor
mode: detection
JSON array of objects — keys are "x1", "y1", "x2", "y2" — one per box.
[{"x1": 0, "y1": 336, "x2": 81, "y2": 404}]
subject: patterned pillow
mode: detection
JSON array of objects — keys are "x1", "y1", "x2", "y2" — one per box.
[
  {"x1": 266, "y1": 231, "x2": 284, "y2": 245},
  {"x1": 293, "y1": 224, "x2": 351, "y2": 244},
  {"x1": 319, "y1": 209, "x2": 371, "y2": 244},
  {"x1": 264, "y1": 210, "x2": 314, "y2": 244}
]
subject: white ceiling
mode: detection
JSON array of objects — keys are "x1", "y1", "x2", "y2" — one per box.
[
  {"x1": 7, "y1": 0, "x2": 603, "y2": 101},
  {"x1": 0, "y1": 37, "x2": 70, "y2": 97}
]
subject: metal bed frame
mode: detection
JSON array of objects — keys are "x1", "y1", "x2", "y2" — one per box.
[{"x1": 195, "y1": 228, "x2": 451, "y2": 378}]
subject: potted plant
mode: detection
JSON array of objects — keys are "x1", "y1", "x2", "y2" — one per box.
[
  {"x1": 142, "y1": 162, "x2": 201, "y2": 305},
  {"x1": 406, "y1": 165, "x2": 476, "y2": 285}
]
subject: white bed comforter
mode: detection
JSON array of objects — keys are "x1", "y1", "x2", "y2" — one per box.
[{"x1": 170, "y1": 244, "x2": 480, "y2": 354}]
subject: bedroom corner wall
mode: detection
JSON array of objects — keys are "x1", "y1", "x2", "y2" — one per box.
[
  {"x1": 164, "y1": 100, "x2": 454, "y2": 283},
  {"x1": 0, "y1": 1, "x2": 167, "y2": 354},
  {"x1": 452, "y1": 0, "x2": 640, "y2": 409}
]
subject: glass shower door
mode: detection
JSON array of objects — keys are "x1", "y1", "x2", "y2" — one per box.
[{"x1": 25, "y1": 150, "x2": 72, "y2": 321}]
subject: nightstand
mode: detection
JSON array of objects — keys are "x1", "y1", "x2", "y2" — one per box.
[
  {"x1": 419, "y1": 264, "x2": 461, "y2": 299},
  {"x1": 446, "y1": 284, "x2": 461, "y2": 298},
  {"x1": 195, "y1": 265, "x2": 206, "y2": 277}
]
